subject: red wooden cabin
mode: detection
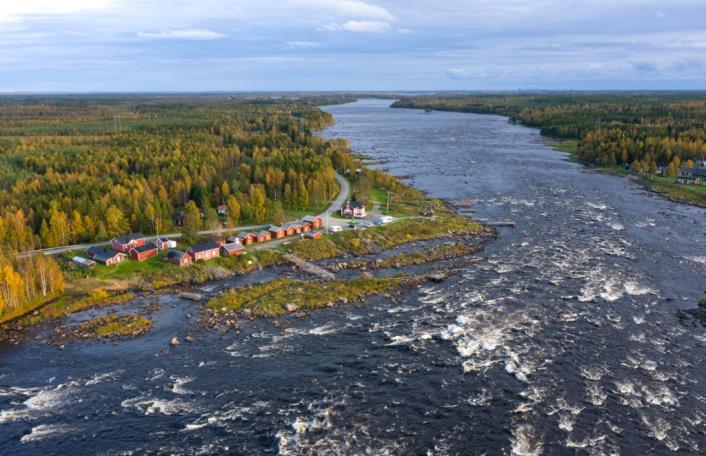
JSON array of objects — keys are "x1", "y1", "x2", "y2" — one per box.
[{"x1": 129, "y1": 242, "x2": 158, "y2": 262}]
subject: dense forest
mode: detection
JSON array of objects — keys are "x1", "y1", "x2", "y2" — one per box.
[
  {"x1": 393, "y1": 93, "x2": 706, "y2": 173},
  {"x1": 0, "y1": 94, "x2": 358, "y2": 317}
]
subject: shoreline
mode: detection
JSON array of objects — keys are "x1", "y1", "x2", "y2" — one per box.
[
  {"x1": 391, "y1": 103, "x2": 706, "y2": 210},
  {"x1": 0, "y1": 102, "x2": 495, "y2": 346},
  {"x1": 0, "y1": 216, "x2": 493, "y2": 346}
]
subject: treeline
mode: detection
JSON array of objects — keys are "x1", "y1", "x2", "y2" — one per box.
[
  {"x1": 392, "y1": 93, "x2": 706, "y2": 171},
  {"x1": 0, "y1": 252, "x2": 64, "y2": 318},
  {"x1": 0, "y1": 95, "x2": 358, "y2": 252}
]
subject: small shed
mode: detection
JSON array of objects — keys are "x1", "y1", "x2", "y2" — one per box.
[
  {"x1": 156, "y1": 237, "x2": 173, "y2": 250},
  {"x1": 283, "y1": 224, "x2": 296, "y2": 237},
  {"x1": 238, "y1": 233, "x2": 255, "y2": 245},
  {"x1": 302, "y1": 215, "x2": 323, "y2": 229},
  {"x1": 93, "y1": 250, "x2": 127, "y2": 266},
  {"x1": 269, "y1": 226, "x2": 286, "y2": 239},
  {"x1": 256, "y1": 231, "x2": 271, "y2": 243},
  {"x1": 221, "y1": 243, "x2": 245, "y2": 256},
  {"x1": 72, "y1": 256, "x2": 96, "y2": 268},
  {"x1": 166, "y1": 250, "x2": 192, "y2": 267},
  {"x1": 129, "y1": 242, "x2": 159, "y2": 262},
  {"x1": 304, "y1": 232, "x2": 322, "y2": 240}
]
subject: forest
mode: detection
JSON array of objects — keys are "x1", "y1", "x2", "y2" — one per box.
[
  {"x1": 392, "y1": 93, "x2": 706, "y2": 173},
  {"x1": 0, "y1": 94, "x2": 358, "y2": 318}
]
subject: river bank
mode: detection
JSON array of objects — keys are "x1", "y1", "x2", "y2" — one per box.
[
  {"x1": 550, "y1": 138, "x2": 706, "y2": 208},
  {"x1": 0, "y1": 139, "x2": 492, "y2": 346},
  {"x1": 2, "y1": 99, "x2": 703, "y2": 454},
  {"x1": 0, "y1": 214, "x2": 491, "y2": 347},
  {"x1": 391, "y1": 98, "x2": 706, "y2": 209}
]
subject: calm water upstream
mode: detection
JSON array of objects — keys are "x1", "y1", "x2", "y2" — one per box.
[{"x1": 1, "y1": 99, "x2": 705, "y2": 455}]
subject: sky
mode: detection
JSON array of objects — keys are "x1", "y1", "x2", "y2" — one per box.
[{"x1": 1, "y1": 0, "x2": 705, "y2": 92}]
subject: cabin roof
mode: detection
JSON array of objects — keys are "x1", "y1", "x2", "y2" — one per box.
[
  {"x1": 166, "y1": 250, "x2": 188, "y2": 260},
  {"x1": 114, "y1": 232, "x2": 144, "y2": 244},
  {"x1": 72, "y1": 256, "x2": 96, "y2": 266},
  {"x1": 348, "y1": 200, "x2": 364, "y2": 209},
  {"x1": 189, "y1": 241, "x2": 220, "y2": 253},
  {"x1": 132, "y1": 242, "x2": 158, "y2": 253},
  {"x1": 86, "y1": 245, "x2": 103, "y2": 255},
  {"x1": 93, "y1": 250, "x2": 124, "y2": 262},
  {"x1": 222, "y1": 243, "x2": 244, "y2": 252}
]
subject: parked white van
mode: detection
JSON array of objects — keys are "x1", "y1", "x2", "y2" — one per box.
[
  {"x1": 330, "y1": 225, "x2": 343, "y2": 233},
  {"x1": 379, "y1": 215, "x2": 393, "y2": 225}
]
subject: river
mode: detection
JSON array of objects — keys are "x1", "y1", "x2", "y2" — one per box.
[{"x1": 1, "y1": 99, "x2": 705, "y2": 455}]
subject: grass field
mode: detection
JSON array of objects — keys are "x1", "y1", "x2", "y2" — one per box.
[
  {"x1": 642, "y1": 175, "x2": 706, "y2": 207},
  {"x1": 554, "y1": 139, "x2": 579, "y2": 156}
]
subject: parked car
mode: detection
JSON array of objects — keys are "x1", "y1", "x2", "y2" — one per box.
[
  {"x1": 379, "y1": 215, "x2": 393, "y2": 225},
  {"x1": 330, "y1": 225, "x2": 343, "y2": 233}
]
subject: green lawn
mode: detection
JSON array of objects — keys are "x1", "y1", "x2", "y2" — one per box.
[
  {"x1": 62, "y1": 251, "x2": 177, "y2": 283},
  {"x1": 554, "y1": 139, "x2": 579, "y2": 155},
  {"x1": 370, "y1": 187, "x2": 389, "y2": 203},
  {"x1": 642, "y1": 175, "x2": 706, "y2": 207},
  {"x1": 95, "y1": 253, "x2": 177, "y2": 280}
]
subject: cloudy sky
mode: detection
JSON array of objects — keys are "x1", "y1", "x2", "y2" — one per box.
[{"x1": 1, "y1": 0, "x2": 705, "y2": 91}]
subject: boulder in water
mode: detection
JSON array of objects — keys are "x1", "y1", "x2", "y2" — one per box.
[
  {"x1": 427, "y1": 273, "x2": 447, "y2": 283},
  {"x1": 170, "y1": 337, "x2": 180, "y2": 346}
]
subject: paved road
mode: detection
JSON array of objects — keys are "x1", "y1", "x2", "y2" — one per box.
[
  {"x1": 321, "y1": 171, "x2": 350, "y2": 218},
  {"x1": 17, "y1": 224, "x2": 270, "y2": 258},
  {"x1": 18, "y1": 171, "x2": 351, "y2": 258}
]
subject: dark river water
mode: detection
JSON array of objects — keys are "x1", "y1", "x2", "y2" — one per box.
[{"x1": 1, "y1": 99, "x2": 705, "y2": 455}]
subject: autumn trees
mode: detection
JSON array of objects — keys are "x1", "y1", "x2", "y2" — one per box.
[
  {"x1": 0, "y1": 94, "x2": 359, "y2": 321},
  {"x1": 0, "y1": 96, "x2": 347, "y2": 252},
  {"x1": 0, "y1": 252, "x2": 64, "y2": 318}
]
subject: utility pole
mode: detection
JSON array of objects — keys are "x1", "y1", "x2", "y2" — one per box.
[{"x1": 386, "y1": 191, "x2": 390, "y2": 214}]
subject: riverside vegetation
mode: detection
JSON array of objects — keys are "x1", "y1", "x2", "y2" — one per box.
[
  {"x1": 393, "y1": 93, "x2": 706, "y2": 207},
  {"x1": 0, "y1": 95, "x2": 490, "y2": 342},
  {"x1": 0, "y1": 94, "x2": 355, "y2": 320}
]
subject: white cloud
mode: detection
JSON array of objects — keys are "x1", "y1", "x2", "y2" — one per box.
[
  {"x1": 137, "y1": 29, "x2": 226, "y2": 40},
  {"x1": 284, "y1": 41, "x2": 321, "y2": 49},
  {"x1": 295, "y1": 0, "x2": 393, "y2": 20},
  {"x1": 0, "y1": 0, "x2": 112, "y2": 22},
  {"x1": 324, "y1": 20, "x2": 391, "y2": 32}
]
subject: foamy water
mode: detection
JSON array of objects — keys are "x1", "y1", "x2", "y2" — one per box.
[{"x1": 0, "y1": 98, "x2": 704, "y2": 454}]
